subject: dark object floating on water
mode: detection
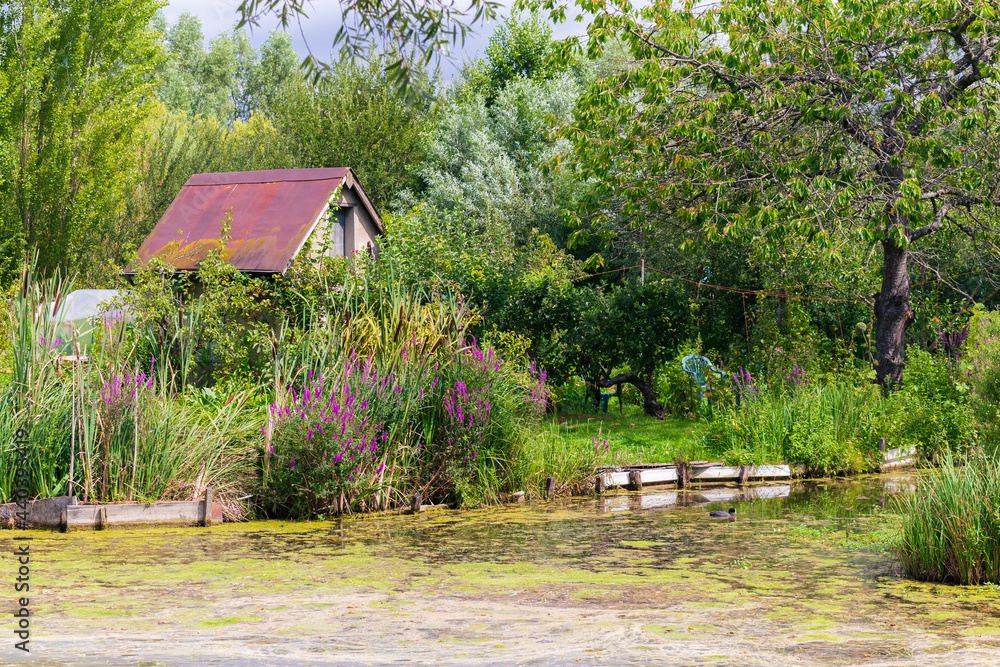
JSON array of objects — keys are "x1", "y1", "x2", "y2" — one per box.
[{"x1": 709, "y1": 508, "x2": 736, "y2": 519}]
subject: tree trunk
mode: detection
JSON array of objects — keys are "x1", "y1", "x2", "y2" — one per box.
[
  {"x1": 874, "y1": 237, "x2": 912, "y2": 391},
  {"x1": 598, "y1": 370, "x2": 666, "y2": 419}
]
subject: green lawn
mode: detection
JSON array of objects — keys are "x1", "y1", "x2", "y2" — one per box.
[{"x1": 542, "y1": 404, "x2": 711, "y2": 466}]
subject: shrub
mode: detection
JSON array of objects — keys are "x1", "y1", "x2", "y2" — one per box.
[
  {"x1": 263, "y1": 281, "x2": 550, "y2": 517},
  {"x1": 265, "y1": 368, "x2": 389, "y2": 518},
  {"x1": 880, "y1": 347, "x2": 976, "y2": 460}
]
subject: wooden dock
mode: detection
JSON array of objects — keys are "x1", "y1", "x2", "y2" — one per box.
[{"x1": 880, "y1": 445, "x2": 916, "y2": 470}]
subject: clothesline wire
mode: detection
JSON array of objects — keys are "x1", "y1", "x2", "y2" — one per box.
[
  {"x1": 570, "y1": 259, "x2": 1000, "y2": 304},
  {"x1": 571, "y1": 263, "x2": 865, "y2": 303}
]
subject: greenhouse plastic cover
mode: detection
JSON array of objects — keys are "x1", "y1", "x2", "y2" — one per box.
[
  {"x1": 51, "y1": 290, "x2": 127, "y2": 322},
  {"x1": 42, "y1": 290, "x2": 130, "y2": 353}
]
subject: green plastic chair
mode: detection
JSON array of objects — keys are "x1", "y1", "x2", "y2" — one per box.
[{"x1": 681, "y1": 355, "x2": 725, "y2": 402}]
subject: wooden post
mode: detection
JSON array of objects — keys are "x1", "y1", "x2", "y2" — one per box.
[
  {"x1": 878, "y1": 437, "x2": 887, "y2": 453},
  {"x1": 545, "y1": 477, "x2": 556, "y2": 499},
  {"x1": 677, "y1": 462, "x2": 691, "y2": 488},
  {"x1": 60, "y1": 505, "x2": 68, "y2": 533},
  {"x1": 595, "y1": 474, "x2": 606, "y2": 494},
  {"x1": 410, "y1": 492, "x2": 423, "y2": 513},
  {"x1": 96, "y1": 506, "x2": 107, "y2": 531},
  {"x1": 738, "y1": 465, "x2": 750, "y2": 485},
  {"x1": 202, "y1": 487, "x2": 214, "y2": 526},
  {"x1": 628, "y1": 469, "x2": 642, "y2": 491}
]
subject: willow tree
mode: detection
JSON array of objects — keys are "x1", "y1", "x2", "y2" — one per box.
[{"x1": 534, "y1": 0, "x2": 1000, "y2": 389}]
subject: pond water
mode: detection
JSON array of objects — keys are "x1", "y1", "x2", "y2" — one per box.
[{"x1": 4, "y1": 474, "x2": 1000, "y2": 666}]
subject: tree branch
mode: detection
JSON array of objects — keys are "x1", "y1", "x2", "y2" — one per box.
[{"x1": 910, "y1": 202, "x2": 952, "y2": 242}]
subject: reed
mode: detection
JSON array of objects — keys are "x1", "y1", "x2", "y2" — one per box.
[
  {"x1": 524, "y1": 422, "x2": 602, "y2": 496},
  {"x1": 898, "y1": 454, "x2": 1000, "y2": 584}
]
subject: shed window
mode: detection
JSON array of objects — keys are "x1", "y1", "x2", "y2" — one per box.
[{"x1": 330, "y1": 208, "x2": 347, "y2": 256}]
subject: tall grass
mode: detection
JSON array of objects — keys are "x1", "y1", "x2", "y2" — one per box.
[
  {"x1": 0, "y1": 260, "x2": 258, "y2": 516},
  {"x1": 898, "y1": 454, "x2": 1000, "y2": 584},
  {"x1": 705, "y1": 379, "x2": 883, "y2": 473}
]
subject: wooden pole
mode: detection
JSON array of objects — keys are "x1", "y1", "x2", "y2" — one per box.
[
  {"x1": 595, "y1": 474, "x2": 606, "y2": 494},
  {"x1": 410, "y1": 492, "x2": 423, "y2": 513},
  {"x1": 130, "y1": 359, "x2": 138, "y2": 502},
  {"x1": 545, "y1": 477, "x2": 556, "y2": 499},
  {"x1": 69, "y1": 353, "x2": 76, "y2": 499}
]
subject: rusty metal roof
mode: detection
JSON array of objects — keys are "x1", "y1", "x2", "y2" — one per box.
[{"x1": 128, "y1": 168, "x2": 382, "y2": 274}]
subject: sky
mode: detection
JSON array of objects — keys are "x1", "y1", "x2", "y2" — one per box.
[{"x1": 160, "y1": 0, "x2": 590, "y2": 78}]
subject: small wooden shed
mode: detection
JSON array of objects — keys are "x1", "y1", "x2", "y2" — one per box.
[{"x1": 126, "y1": 168, "x2": 382, "y2": 275}]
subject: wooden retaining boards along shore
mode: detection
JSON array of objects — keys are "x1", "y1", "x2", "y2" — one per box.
[
  {"x1": 595, "y1": 462, "x2": 794, "y2": 491},
  {"x1": 0, "y1": 489, "x2": 222, "y2": 531},
  {"x1": 881, "y1": 445, "x2": 917, "y2": 471},
  {"x1": 596, "y1": 446, "x2": 917, "y2": 492}
]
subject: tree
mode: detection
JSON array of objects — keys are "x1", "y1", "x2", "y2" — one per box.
[
  {"x1": 267, "y1": 53, "x2": 435, "y2": 211},
  {"x1": 235, "y1": 0, "x2": 500, "y2": 97},
  {"x1": 535, "y1": 0, "x2": 1000, "y2": 390},
  {"x1": 462, "y1": 11, "x2": 565, "y2": 105},
  {"x1": 397, "y1": 71, "x2": 583, "y2": 244},
  {"x1": 152, "y1": 13, "x2": 299, "y2": 124},
  {"x1": 576, "y1": 281, "x2": 691, "y2": 418},
  {"x1": 0, "y1": 0, "x2": 162, "y2": 281}
]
